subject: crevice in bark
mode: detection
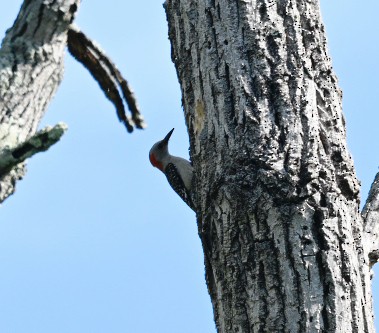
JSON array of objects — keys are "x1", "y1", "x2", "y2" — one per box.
[
  {"x1": 216, "y1": 3, "x2": 221, "y2": 20},
  {"x1": 257, "y1": 261, "x2": 268, "y2": 331},
  {"x1": 284, "y1": 214, "x2": 303, "y2": 331},
  {"x1": 33, "y1": 4, "x2": 45, "y2": 35},
  {"x1": 11, "y1": 22, "x2": 28, "y2": 42},
  {"x1": 272, "y1": 235, "x2": 286, "y2": 331},
  {"x1": 258, "y1": 2, "x2": 268, "y2": 22}
]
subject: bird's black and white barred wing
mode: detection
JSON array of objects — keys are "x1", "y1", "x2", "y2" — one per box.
[{"x1": 165, "y1": 163, "x2": 195, "y2": 211}]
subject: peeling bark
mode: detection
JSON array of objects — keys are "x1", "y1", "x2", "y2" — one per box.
[{"x1": 165, "y1": 0, "x2": 374, "y2": 332}]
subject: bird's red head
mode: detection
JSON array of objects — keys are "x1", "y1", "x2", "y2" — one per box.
[
  {"x1": 149, "y1": 128, "x2": 174, "y2": 172},
  {"x1": 149, "y1": 152, "x2": 163, "y2": 171}
]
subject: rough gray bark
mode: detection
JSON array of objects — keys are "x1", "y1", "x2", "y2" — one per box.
[
  {"x1": 0, "y1": 0, "x2": 79, "y2": 202},
  {"x1": 363, "y1": 172, "x2": 379, "y2": 267},
  {"x1": 165, "y1": 0, "x2": 376, "y2": 332}
]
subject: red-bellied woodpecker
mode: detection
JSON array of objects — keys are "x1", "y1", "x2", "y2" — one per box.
[{"x1": 149, "y1": 128, "x2": 195, "y2": 210}]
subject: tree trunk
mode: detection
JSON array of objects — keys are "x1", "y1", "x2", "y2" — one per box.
[
  {"x1": 0, "y1": 0, "x2": 79, "y2": 202},
  {"x1": 165, "y1": 0, "x2": 377, "y2": 332}
]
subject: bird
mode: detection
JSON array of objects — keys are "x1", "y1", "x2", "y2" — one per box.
[{"x1": 149, "y1": 128, "x2": 195, "y2": 210}]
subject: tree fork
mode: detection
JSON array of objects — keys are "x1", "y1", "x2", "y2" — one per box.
[
  {"x1": 0, "y1": 0, "x2": 79, "y2": 202},
  {"x1": 165, "y1": 0, "x2": 375, "y2": 332},
  {"x1": 0, "y1": 0, "x2": 146, "y2": 203}
]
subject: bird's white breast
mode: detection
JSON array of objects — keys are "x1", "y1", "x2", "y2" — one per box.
[{"x1": 165, "y1": 155, "x2": 193, "y2": 190}]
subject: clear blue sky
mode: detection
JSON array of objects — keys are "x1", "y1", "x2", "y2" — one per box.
[{"x1": 0, "y1": 1, "x2": 378, "y2": 332}]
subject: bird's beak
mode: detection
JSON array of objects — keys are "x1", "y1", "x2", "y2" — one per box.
[{"x1": 163, "y1": 128, "x2": 174, "y2": 143}]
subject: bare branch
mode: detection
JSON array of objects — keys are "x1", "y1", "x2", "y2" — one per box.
[
  {"x1": 0, "y1": 123, "x2": 67, "y2": 176},
  {"x1": 67, "y1": 25, "x2": 146, "y2": 132}
]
